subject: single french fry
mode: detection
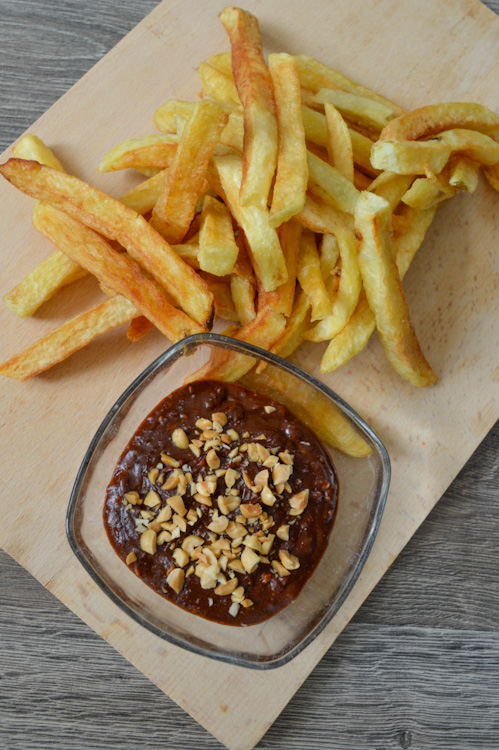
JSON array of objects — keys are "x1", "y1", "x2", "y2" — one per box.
[
  {"x1": 153, "y1": 100, "x2": 199, "y2": 132},
  {"x1": 198, "y1": 195, "x2": 239, "y2": 276},
  {"x1": 296, "y1": 230, "x2": 332, "y2": 321},
  {"x1": 257, "y1": 221, "x2": 301, "y2": 317},
  {"x1": 304, "y1": 226, "x2": 361, "y2": 340},
  {"x1": 33, "y1": 202, "x2": 204, "y2": 342},
  {"x1": 307, "y1": 150, "x2": 359, "y2": 214},
  {"x1": 324, "y1": 102, "x2": 354, "y2": 183},
  {"x1": 269, "y1": 290, "x2": 311, "y2": 362},
  {"x1": 13, "y1": 135, "x2": 65, "y2": 172},
  {"x1": 171, "y1": 242, "x2": 200, "y2": 270},
  {"x1": 219, "y1": 6, "x2": 278, "y2": 209},
  {"x1": 368, "y1": 172, "x2": 414, "y2": 211},
  {"x1": 186, "y1": 308, "x2": 286, "y2": 383},
  {"x1": 294, "y1": 54, "x2": 405, "y2": 116},
  {"x1": 0, "y1": 159, "x2": 214, "y2": 325},
  {"x1": 268, "y1": 53, "x2": 308, "y2": 227},
  {"x1": 212, "y1": 155, "x2": 287, "y2": 291},
  {"x1": 370, "y1": 139, "x2": 452, "y2": 175},
  {"x1": 394, "y1": 205, "x2": 438, "y2": 278},
  {"x1": 380, "y1": 102, "x2": 499, "y2": 141},
  {"x1": 402, "y1": 173, "x2": 456, "y2": 209},
  {"x1": 127, "y1": 316, "x2": 154, "y2": 342},
  {"x1": 295, "y1": 192, "x2": 353, "y2": 235},
  {"x1": 437, "y1": 128, "x2": 499, "y2": 165},
  {"x1": 208, "y1": 51, "x2": 233, "y2": 77},
  {"x1": 199, "y1": 272, "x2": 238, "y2": 322},
  {"x1": 0, "y1": 295, "x2": 139, "y2": 381},
  {"x1": 448, "y1": 157, "x2": 480, "y2": 193},
  {"x1": 98, "y1": 135, "x2": 179, "y2": 172},
  {"x1": 313, "y1": 88, "x2": 396, "y2": 132},
  {"x1": 231, "y1": 232, "x2": 257, "y2": 325},
  {"x1": 151, "y1": 100, "x2": 229, "y2": 243},
  {"x1": 199, "y1": 62, "x2": 241, "y2": 110},
  {"x1": 242, "y1": 367, "x2": 371, "y2": 457},
  {"x1": 220, "y1": 112, "x2": 244, "y2": 151},
  {"x1": 320, "y1": 233, "x2": 340, "y2": 276},
  {"x1": 119, "y1": 170, "x2": 168, "y2": 214},
  {"x1": 354, "y1": 191, "x2": 437, "y2": 386}
]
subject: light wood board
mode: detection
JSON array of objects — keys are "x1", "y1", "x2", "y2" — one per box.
[{"x1": 0, "y1": 1, "x2": 498, "y2": 748}]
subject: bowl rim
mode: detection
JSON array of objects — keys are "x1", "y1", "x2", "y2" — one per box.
[{"x1": 66, "y1": 332, "x2": 391, "y2": 670}]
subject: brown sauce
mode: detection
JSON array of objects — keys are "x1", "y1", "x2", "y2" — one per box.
[{"x1": 104, "y1": 379, "x2": 338, "y2": 626}]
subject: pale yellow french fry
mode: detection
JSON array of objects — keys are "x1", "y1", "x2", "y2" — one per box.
[
  {"x1": 198, "y1": 195, "x2": 239, "y2": 276},
  {"x1": 380, "y1": 102, "x2": 499, "y2": 141},
  {"x1": 0, "y1": 296, "x2": 139, "y2": 381},
  {"x1": 219, "y1": 7, "x2": 278, "y2": 209},
  {"x1": 324, "y1": 102, "x2": 354, "y2": 183},
  {"x1": 212, "y1": 155, "x2": 287, "y2": 291},
  {"x1": 313, "y1": 88, "x2": 396, "y2": 132},
  {"x1": 151, "y1": 100, "x2": 229, "y2": 244},
  {"x1": 370, "y1": 139, "x2": 452, "y2": 175},
  {"x1": 257, "y1": 221, "x2": 301, "y2": 317},
  {"x1": 320, "y1": 233, "x2": 340, "y2": 276},
  {"x1": 220, "y1": 112, "x2": 244, "y2": 151},
  {"x1": 448, "y1": 157, "x2": 479, "y2": 193},
  {"x1": 208, "y1": 51, "x2": 233, "y2": 77},
  {"x1": 119, "y1": 170, "x2": 168, "y2": 214},
  {"x1": 307, "y1": 150, "x2": 359, "y2": 214},
  {"x1": 199, "y1": 61, "x2": 241, "y2": 110},
  {"x1": 296, "y1": 230, "x2": 332, "y2": 321},
  {"x1": 13, "y1": 135, "x2": 65, "y2": 171},
  {"x1": 368, "y1": 172, "x2": 414, "y2": 210},
  {"x1": 402, "y1": 173, "x2": 456, "y2": 209},
  {"x1": 437, "y1": 128, "x2": 499, "y2": 165},
  {"x1": 153, "y1": 100, "x2": 199, "y2": 132},
  {"x1": 304, "y1": 226, "x2": 361, "y2": 341},
  {"x1": 231, "y1": 232, "x2": 256, "y2": 325},
  {"x1": 294, "y1": 55, "x2": 405, "y2": 115},
  {"x1": 98, "y1": 134, "x2": 179, "y2": 172},
  {"x1": 268, "y1": 53, "x2": 308, "y2": 227},
  {"x1": 354, "y1": 191, "x2": 437, "y2": 386},
  {"x1": 296, "y1": 192, "x2": 353, "y2": 235}
]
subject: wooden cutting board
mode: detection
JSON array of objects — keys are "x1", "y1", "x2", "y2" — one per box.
[{"x1": 0, "y1": 0, "x2": 498, "y2": 748}]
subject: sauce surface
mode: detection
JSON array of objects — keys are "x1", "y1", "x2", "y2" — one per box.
[{"x1": 104, "y1": 379, "x2": 338, "y2": 626}]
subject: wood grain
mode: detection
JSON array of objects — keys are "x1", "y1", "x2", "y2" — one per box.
[{"x1": 0, "y1": 1, "x2": 498, "y2": 749}]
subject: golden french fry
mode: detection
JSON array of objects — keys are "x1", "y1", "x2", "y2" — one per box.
[
  {"x1": 12, "y1": 135, "x2": 65, "y2": 172},
  {"x1": 198, "y1": 195, "x2": 239, "y2": 276},
  {"x1": 242, "y1": 367, "x2": 371, "y2": 457},
  {"x1": 98, "y1": 135, "x2": 179, "y2": 172},
  {"x1": 448, "y1": 157, "x2": 479, "y2": 193},
  {"x1": 171, "y1": 242, "x2": 200, "y2": 270},
  {"x1": 127, "y1": 316, "x2": 154, "y2": 342},
  {"x1": 294, "y1": 55, "x2": 405, "y2": 116},
  {"x1": 186, "y1": 309, "x2": 286, "y2": 383},
  {"x1": 33, "y1": 203, "x2": 204, "y2": 341},
  {"x1": 320, "y1": 291, "x2": 375, "y2": 373},
  {"x1": 199, "y1": 61, "x2": 241, "y2": 109},
  {"x1": 395, "y1": 205, "x2": 438, "y2": 278},
  {"x1": 230, "y1": 232, "x2": 257, "y2": 325},
  {"x1": 324, "y1": 102, "x2": 354, "y2": 183},
  {"x1": 304, "y1": 226, "x2": 361, "y2": 341},
  {"x1": 437, "y1": 128, "x2": 499, "y2": 165},
  {"x1": 370, "y1": 139, "x2": 452, "y2": 175},
  {"x1": 199, "y1": 272, "x2": 238, "y2": 322},
  {"x1": 0, "y1": 159, "x2": 214, "y2": 325},
  {"x1": 151, "y1": 100, "x2": 229, "y2": 243},
  {"x1": 119, "y1": 169, "x2": 168, "y2": 214},
  {"x1": 402, "y1": 173, "x2": 456, "y2": 209},
  {"x1": 257, "y1": 221, "x2": 301, "y2": 317},
  {"x1": 368, "y1": 172, "x2": 414, "y2": 210},
  {"x1": 380, "y1": 102, "x2": 499, "y2": 141},
  {"x1": 212, "y1": 155, "x2": 288, "y2": 291},
  {"x1": 320, "y1": 233, "x2": 340, "y2": 276},
  {"x1": 307, "y1": 150, "x2": 359, "y2": 214},
  {"x1": 354, "y1": 191, "x2": 437, "y2": 386},
  {"x1": 296, "y1": 230, "x2": 332, "y2": 321},
  {"x1": 268, "y1": 53, "x2": 308, "y2": 227},
  {"x1": 313, "y1": 88, "x2": 396, "y2": 132},
  {"x1": 153, "y1": 100, "x2": 198, "y2": 132},
  {"x1": 296, "y1": 192, "x2": 353, "y2": 235},
  {"x1": 208, "y1": 51, "x2": 233, "y2": 77},
  {"x1": 0, "y1": 295, "x2": 139, "y2": 381},
  {"x1": 219, "y1": 6, "x2": 278, "y2": 209},
  {"x1": 220, "y1": 112, "x2": 244, "y2": 151}
]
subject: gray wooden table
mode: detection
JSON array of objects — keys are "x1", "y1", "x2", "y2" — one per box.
[{"x1": 1, "y1": 2, "x2": 498, "y2": 748}]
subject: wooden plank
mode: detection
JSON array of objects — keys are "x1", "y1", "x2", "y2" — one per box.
[{"x1": 0, "y1": 1, "x2": 498, "y2": 749}]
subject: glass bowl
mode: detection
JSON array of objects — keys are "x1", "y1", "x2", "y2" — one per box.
[{"x1": 66, "y1": 333, "x2": 390, "y2": 669}]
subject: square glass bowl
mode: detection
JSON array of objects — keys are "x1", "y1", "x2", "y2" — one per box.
[{"x1": 66, "y1": 333, "x2": 390, "y2": 669}]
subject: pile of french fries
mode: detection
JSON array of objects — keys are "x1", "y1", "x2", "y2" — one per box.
[{"x1": 1, "y1": 6, "x2": 498, "y2": 392}]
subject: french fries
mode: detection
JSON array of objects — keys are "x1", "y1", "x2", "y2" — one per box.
[
  {"x1": 380, "y1": 102, "x2": 499, "y2": 141},
  {"x1": 98, "y1": 134, "x2": 179, "y2": 172},
  {"x1": 370, "y1": 139, "x2": 452, "y2": 175},
  {"x1": 296, "y1": 231, "x2": 332, "y2": 321},
  {"x1": 151, "y1": 100, "x2": 229, "y2": 243},
  {"x1": 198, "y1": 195, "x2": 239, "y2": 276},
  {"x1": 268, "y1": 53, "x2": 308, "y2": 226},
  {"x1": 230, "y1": 232, "x2": 257, "y2": 325},
  {"x1": 354, "y1": 191, "x2": 437, "y2": 386},
  {"x1": 220, "y1": 6, "x2": 278, "y2": 209},
  {"x1": 324, "y1": 103, "x2": 354, "y2": 183},
  {"x1": 0, "y1": 159, "x2": 214, "y2": 326},
  {"x1": 312, "y1": 88, "x2": 396, "y2": 132},
  {"x1": 307, "y1": 151, "x2": 359, "y2": 214},
  {"x1": 257, "y1": 221, "x2": 301, "y2": 318}
]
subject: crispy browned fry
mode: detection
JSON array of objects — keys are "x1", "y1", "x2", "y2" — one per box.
[
  {"x1": 293, "y1": 55, "x2": 405, "y2": 117},
  {"x1": 257, "y1": 221, "x2": 301, "y2": 318},
  {"x1": 219, "y1": 6, "x2": 278, "y2": 209},
  {"x1": 212, "y1": 155, "x2": 288, "y2": 291},
  {"x1": 268, "y1": 53, "x2": 308, "y2": 226},
  {"x1": 127, "y1": 316, "x2": 154, "y2": 342},
  {"x1": 198, "y1": 195, "x2": 239, "y2": 276},
  {"x1": 242, "y1": 367, "x2": 371, "y2": 457},
  {"x1": 324, "y1": 102, "x2": 354, "y2": 183},
  {"x1": 32, "y1": 203, "x2": 204, "y2": 341},
  {"x1": 307, "y1": 150, "x2": 359, "y2": 214},
  {"x1": 231, "y1": 232, "x2": 256, "y2": 325},
  {"x1": 0, "y1": 159, "x2": 214, "y2": 326},
  {"x1": 296, "y1": 230, "x2": 332, "y2": 321},
  {"x1": 0, "y1": 295, "x2": 138, "y2": 381},
  {"x1": 186, "y1": 308, "x2": 286, "y2": 383},
  {"x1": 380, "y1": 102, "x2": 499, "y2": 141},
  {"x1": 354, "y1": 191, "x2": 437, "y2": 386},
  {"x1": 199, "y1": 62, "x2": 241, "y2": 109},
  {"x1": 98, "y1": 135, "x2": 178, "y2": 172},
  {"x1": 199, "y1": 272, "x2": 238, "y2": 322},
  {"x1": 151, "y1": 101, "x2": 229, "y2": 243}
]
